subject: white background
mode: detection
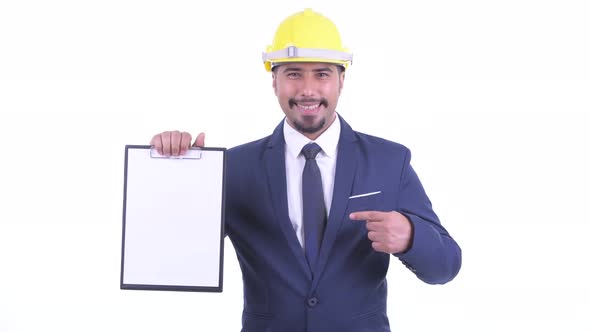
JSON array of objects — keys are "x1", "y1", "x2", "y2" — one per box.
[{"x1": 1, "y1": 1, "x2": 589, "y2": 331}]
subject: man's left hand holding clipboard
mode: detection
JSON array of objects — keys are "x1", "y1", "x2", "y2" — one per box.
[{"x1": 150, "y1": 130, "x2": 207, "y2": 155}]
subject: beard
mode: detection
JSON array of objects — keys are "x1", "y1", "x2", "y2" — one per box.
[
  {"x1": 292, "y1": 117, "x2": 327, "y2": 134},
  {"x1": 288, "y1": 97, "x2": 329, "y2": 134}
]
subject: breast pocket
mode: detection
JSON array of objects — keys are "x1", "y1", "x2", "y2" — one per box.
[
  {"x1": 341, "y1": 192, "x2": 384, "y2": 242},
  {"x1": 346, "y1": 191, "x2": 383, "y2": 214}
]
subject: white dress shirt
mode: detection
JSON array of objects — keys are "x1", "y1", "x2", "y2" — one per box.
[{"x1": 283, "y1": 115, "x2": 340, "y2": 248}]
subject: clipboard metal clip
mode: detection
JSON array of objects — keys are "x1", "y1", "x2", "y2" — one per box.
[{"x1": 150, "y1": 147, "x2": 202, "y2": 160}]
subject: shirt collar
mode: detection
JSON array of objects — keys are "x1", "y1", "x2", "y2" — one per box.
[{"x1": 284, "y1": 114, "x2": 340, "y2": 159}]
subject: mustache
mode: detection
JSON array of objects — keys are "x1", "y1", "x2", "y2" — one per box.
[{"x1": 288, "y1": 98, "x2": 328, "y2": 108}]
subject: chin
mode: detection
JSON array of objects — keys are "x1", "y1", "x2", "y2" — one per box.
[{"x1": 292, "y1": 116, "x2": 326, "y2": 135}]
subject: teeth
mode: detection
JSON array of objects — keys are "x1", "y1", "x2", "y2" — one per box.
[{"x1": 299, "y1": 104, "x2": 320, "y2": 110}]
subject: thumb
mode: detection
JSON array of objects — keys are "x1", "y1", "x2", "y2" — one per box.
[{"x1": 192, "y1": 132, "x2": 206, "y2": 147}]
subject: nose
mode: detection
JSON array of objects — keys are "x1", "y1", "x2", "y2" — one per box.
[{"x1": 300, "y1": 73, "x2": 318, "y2": 97}]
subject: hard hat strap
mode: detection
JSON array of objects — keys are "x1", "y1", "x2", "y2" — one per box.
[{"x1": 262, "y1": 46, "x2": 353, "y2": 63}]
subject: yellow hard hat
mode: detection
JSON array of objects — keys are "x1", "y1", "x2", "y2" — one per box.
[{"x1": 262, "y1": 8, "x2": 353, "y2": 72}]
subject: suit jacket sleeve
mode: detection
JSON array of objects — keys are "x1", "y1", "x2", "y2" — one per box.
[{"x1": 394, "y1": 148, "x2": 462, "y2": 284}]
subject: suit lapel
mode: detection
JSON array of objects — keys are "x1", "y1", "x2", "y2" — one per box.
[
  {"x1": 312, "y1": 116, "x2": 359, "y2": 289},
  {"x1": 264, "y1": 121, "x2": 312, "y2": 279}
]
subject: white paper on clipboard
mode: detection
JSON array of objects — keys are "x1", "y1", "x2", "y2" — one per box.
[{"x1": 121, "y1": 145, "x2": 226, "y2": 292}]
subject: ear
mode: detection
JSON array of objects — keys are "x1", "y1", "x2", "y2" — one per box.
[
  {"x1": 272, "y1": 72, "x2": 278, "y2": 96},
  {"x1": 338, "y1": 71, "x2": 345, "y2": 94}
]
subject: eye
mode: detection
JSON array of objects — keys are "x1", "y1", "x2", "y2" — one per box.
[
  {"x1": 317, "y1": 72, "x2": 330, "y2": 79},
  {"x1": 286, "y1": 72, "x2": 301, "y2": 79}
]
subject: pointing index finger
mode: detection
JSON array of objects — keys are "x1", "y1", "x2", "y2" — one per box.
[{"x1": 349, "y1": 211, "x2": 384, "y2": 221}]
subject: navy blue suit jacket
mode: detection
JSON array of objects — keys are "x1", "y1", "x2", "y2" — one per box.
[{"x1": 225, "y1": 116, "x2": 461, "y2": 332}]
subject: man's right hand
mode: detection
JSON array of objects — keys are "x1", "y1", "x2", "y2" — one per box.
[{"x1": 150, "y1": 131, "x2": 206, "y2": 156}]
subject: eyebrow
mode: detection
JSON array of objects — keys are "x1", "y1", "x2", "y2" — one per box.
[{"x1": 282, "y1": 66, "x2": 334, "y2": 73}]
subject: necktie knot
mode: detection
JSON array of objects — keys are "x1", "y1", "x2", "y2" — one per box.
[{"x1": 302, "y1": 143, "x2": 322, "y2": 160}]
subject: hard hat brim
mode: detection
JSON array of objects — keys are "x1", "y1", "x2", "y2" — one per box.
[
  {"x1": 263, "y1": 46, "x2": 352, "y2": 72},
  {"x1": 268, "y1": 59, "x2": 349, "y2": 72}
]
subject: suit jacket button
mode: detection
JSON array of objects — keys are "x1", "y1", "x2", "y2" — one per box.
[{"x1": 307, "y1": 297, "x2": 319, "y2": 307}]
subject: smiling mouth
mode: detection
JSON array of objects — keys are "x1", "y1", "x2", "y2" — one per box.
[
  {"x1": 298, "y1": 103, "x2": 320, "y2": 110},
  {"x1": 289, "y1": 98, "x2": 327, "y2": 114},
  {"x1": 295, "y1": 103, "x2": 321, "y2": 116}
]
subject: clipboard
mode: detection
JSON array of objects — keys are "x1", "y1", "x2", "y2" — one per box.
[{"x1": 120, "y1": 145, "x2": 226, "y2": 292}]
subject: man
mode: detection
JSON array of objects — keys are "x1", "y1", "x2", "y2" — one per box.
[{"x1": 151, "y1": 8, "x2": 461, "y2": 332}]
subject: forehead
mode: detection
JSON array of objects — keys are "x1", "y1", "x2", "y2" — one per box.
[{"x1": 275, "y1": 62, "x2": 340, "y2": 72}]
